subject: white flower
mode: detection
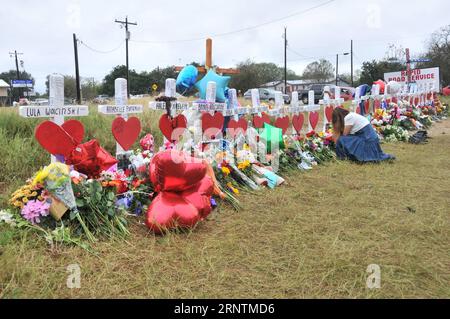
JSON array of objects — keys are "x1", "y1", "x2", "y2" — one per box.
[{"x1": 0, "y1": 209, "x2": 16, "y2": 227}]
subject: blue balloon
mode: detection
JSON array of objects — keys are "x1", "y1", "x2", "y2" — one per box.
[
  {"x1": 176, "y1": 65, "x2": 198, "y2": 92},
  {"x1": 194, "y1": 70, "x2": 230, "y2": 103}
]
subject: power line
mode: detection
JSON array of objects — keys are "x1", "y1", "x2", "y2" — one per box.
[
  {"x1": 131, "y1": 0, "x2": 336, "y2": 44},
  {"x1": 79, "y1": 39, "x2": 125, "y2": 54}
]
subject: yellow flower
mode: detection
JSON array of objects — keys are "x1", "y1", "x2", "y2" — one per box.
[
  {"x1": 22, "y1": 197, "x2": 29, "y2": 203},
  {"x1": 221, "y1": 166, "x2": 231, "y2": 176},
  {"x1": 33, "y1": 169, "x2": 49, "y2": 185},
  {"x1": 237, "y1": 160, "x2": 250, "y2": 170},
  {"x1": 31, "y1": 191, "x2": 38, "y2": 197},
  {"x1": 243, "y1": 144, "x2": 250, "y2": 151}
]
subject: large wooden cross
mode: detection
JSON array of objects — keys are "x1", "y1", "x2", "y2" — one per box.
[{"x1": 175, "y1": 38, "x2": 240, "y2": 75}]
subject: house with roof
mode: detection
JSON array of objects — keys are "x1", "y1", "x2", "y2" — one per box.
[{"x1": 0, "y1": 79, "x2": 10, "y2": 106}]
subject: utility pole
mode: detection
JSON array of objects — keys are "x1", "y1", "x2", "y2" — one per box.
[
  {"x1": 336, "y1": 54, "x2": 339, "y2": 86},
  {"x1": 284, "y1": 27, "x2": 288, "y2": 94},
  {"x1": 9, "y1": 50, "x2": 24, "y2": 100},
  {"x1": 115, "y1": 16, "x2": 137, "y2": 98},
  {"x1": 350, "y1": 40, "x2": 354, "y2": 87},
  {"x1": 73, "y1": 33, "x2": 82, "y2": 104}
]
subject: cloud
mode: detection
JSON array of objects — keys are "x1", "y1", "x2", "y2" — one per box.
[{"x1": 1, "y1": 0, "x2": 448, "y2": 93}]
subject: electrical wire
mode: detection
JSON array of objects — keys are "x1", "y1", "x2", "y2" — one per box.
[
  {"x1": 79, "y1": 39, "x2": 125, "y2": 54},
  {"x1": 131, "y1": 0, "x2": 336, "y2": 44}
]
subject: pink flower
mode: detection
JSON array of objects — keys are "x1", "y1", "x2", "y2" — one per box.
[{"x1": 21, "y1": 199, "x2": 51, "y2": 224}]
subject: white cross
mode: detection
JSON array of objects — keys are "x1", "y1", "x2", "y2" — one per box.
[
  {"x1": 268, "y1": 91, "x2": 284, "y2": 117},
  {"x1": 97, "y1": 78, "x2": 143, "y2": 155},
  {"x1": 149, "y1": 78, "x2": 190, "y2": 113},
  {"x1": 19, "y1": 73, "x2": 89, "y2": 163},
  {"x1": 304, "y1": 90, "x2": 321, "y2": 131}
]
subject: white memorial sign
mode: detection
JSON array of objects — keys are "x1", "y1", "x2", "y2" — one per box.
[{"x1": 19, "y1": 74, "x2": 89, "y2": 162}]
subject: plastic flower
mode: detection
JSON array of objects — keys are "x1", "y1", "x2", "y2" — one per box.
[
  {"x1": 226, "y1": 182, "x2": 239, "y2": 195},
  {"x1": 21, "y1": 199, "x2": 51, "y2": 224},
  {"x1": 237, "y1": 160, "x2": 251, "y2": 170},
  {"x1": 221, "y1": 166, "x2": 231, "y2": 176}
]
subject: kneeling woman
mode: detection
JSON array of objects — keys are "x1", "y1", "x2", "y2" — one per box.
[{"x1": 332, "y1": 107, "x2": 395, "y2": 162}]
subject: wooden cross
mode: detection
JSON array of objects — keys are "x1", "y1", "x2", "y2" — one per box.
[
  {"x1": 175, "y1": 38, "x2": 240, "y2": 75},
  {"x1": 19, "y1": 74, "x2": 89, "y2": 163},
  {"x1": 97, "y1": 78, "x2": 143, "y2": 155}
]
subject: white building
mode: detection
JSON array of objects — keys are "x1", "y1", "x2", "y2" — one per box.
[{"x1": 0, "y1": 79, "x2": 10, "y2": 106}]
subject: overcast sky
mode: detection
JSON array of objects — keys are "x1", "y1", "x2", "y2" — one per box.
[{"x1": 1, "y1": 0, "x2": 448, "y2": 93}]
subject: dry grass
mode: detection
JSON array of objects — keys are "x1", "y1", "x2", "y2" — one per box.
[{"x1": 0, "y1": 98, "x2": 450, "y2": 298}]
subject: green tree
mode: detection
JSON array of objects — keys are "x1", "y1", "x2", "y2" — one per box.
[
  {"x1": 0, "y1": 70, "x2": 34, "y2": 102},
  {"x1": 416, "y1": 25, "x2": 450, "y2": 86},
  {"x1": 302, "y1": 59, "x2": 335, "y2": 82},
  {"x1": 357, "y1": 60, "x2": 404, "y2": 86},
  {"x1": 229, "y1": 59, "x2": 301, "y2": 92},
  {"x1": 100, "y1": 65, "x2": 177, "y2": 96}
]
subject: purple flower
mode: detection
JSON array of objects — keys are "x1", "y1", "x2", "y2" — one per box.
[
  {"x1": 210, "y1": 198, "x2": 217, "y2": 208},
  {"x1": 21, "y1": 199, "x2": 51, "y2": 224},
  {"x1": 116, "y1": 195, "x2": 132, "y2": 210}
]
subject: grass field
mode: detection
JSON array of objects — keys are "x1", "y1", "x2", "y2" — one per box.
[{"x1": 1, "y1": 98, "x2": 449, "y2": 298}]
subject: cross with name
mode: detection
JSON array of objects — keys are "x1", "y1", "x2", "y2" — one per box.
[
  {"x1": 97, "y1": 78, "x2": 143, "y2": 155},
  {"x1": 19, "y1": 74, "x2": 89, "y2": 163},
  {"x1": 304, "y1": 90, "x2": 321, "y2": 132},
  {"x1": 149, "y1": 78, "x2": 190, "y2": 114}
]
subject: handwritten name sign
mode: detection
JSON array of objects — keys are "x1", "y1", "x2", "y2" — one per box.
[{"x1": 19, "y1": 106, "x2": 89, "y2": 118}]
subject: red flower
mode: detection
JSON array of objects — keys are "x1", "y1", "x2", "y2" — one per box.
[{"x1": 306, "y1": 130, "x2": 316, "y2": 138}]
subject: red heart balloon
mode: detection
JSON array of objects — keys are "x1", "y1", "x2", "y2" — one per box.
[
  {"x1": 252, "y1": 113, "x2": 271, "y2": 129},
  {"x1": 146, "y1": 192, "x2": 199, "y2": 234},
  {"x1": 112, "y1": 116, "x2": 141, "y2": 151},
  {"x1": 35, "y1": 121, "x2": 77, "y2": 156},
  {"x1": 61, "y1": 120, "x2": 84, "y2": 144},
  {"x1": 274, "y1": 116, "x2": 289, "y2": 134},
  {"x1": 202, "y1": 112, "x2": 224, "y2": 139},
  {"x1": 325, "y1": 106, "x2": 334, "y2": 123},
  {"x1": 150, "y1": 150, "x2": 207, "y2": 192},
  {"x1": 227, "y1": 118, "x2": 248, "y2": 138},
  {"x1": 309, "y1": 112, "x2": 319, "y2": 130},
  {"x1": 159, "y1": 114, "x2": 187, "y2": 142},
  {"x1": 183, "y1": 176, "x2": 214, "y2": 218},
  {"x1": 292, "y1": 114, "x2": 304, "y2": 134}
]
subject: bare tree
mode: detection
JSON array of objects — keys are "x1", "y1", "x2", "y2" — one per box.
[
  {"x1": 418, "y1": 25, "x2": 450, "y2": 85},
  {"x1": 302, "y1": 59, "x2": 335, "y2": 83}
]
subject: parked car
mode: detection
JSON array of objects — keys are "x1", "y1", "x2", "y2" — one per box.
[
  {"x1": 244, "y1": 88, "x2": 291, "y2": 104},
  {"x1": 298, "y1": 84, "x2": 331, "y2": 104},
  {"x1": 32, "y1": 98, "x2": 49, "y2": 106},
  {"x1": 442, "y1": 85, "x2": 450, "y2": 96},
  {"x1": 93, "y1": 95, "x2": 110, "y2": 104},
  {"x1": 298, "y1": 84, "x2": 355, "y2": 104}
]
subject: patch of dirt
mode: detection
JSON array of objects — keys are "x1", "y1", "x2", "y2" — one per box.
[{"x1": 427, "y1": 118, "x2": 450, "y2": 138}]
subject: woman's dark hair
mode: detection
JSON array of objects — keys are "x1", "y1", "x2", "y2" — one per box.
[{"x1": 332, "y1": 107, "x2": 350, "y2": 134}]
